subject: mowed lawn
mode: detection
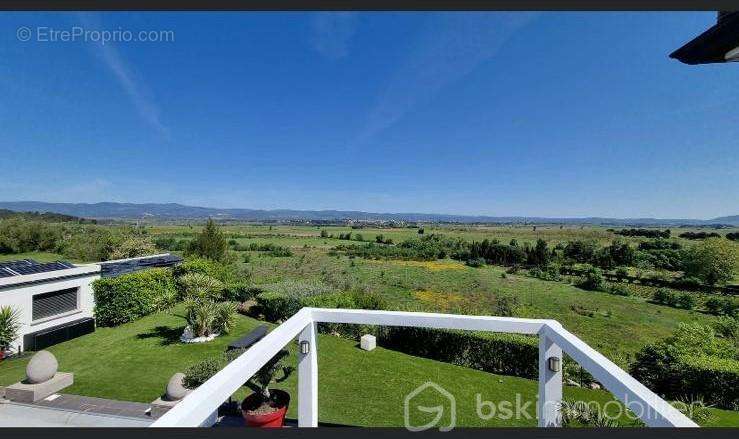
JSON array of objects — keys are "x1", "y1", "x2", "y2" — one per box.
[{"x1": 1, "y1": 306, "x2": 737, "y2": 426}]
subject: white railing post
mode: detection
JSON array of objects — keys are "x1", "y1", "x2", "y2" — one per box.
[
  {"x1": 538, "y1": 329, "x2": 562, "y2": 427},
  {"x1": 298, "y1": 321, "x2": 318, "y2": 427}
]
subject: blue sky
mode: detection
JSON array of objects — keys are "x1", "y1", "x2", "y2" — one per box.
[{"x1": 0, "y1": 12, "x2": 736, "y2": 219}]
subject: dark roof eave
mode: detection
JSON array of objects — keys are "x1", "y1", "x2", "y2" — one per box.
[{"x1": 670, "y1": 12, "x2": 739, "y2": 65}]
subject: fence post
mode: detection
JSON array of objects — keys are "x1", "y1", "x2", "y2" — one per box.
[
  {"x1": 538, "y1": 327, "x2": 562, "y2": 427},
  {"x1": 298, "y1": 322, "x2": 318, "y2": 427}
]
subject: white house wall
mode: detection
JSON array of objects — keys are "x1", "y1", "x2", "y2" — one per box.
[{"x1": 0, "y1": 273, "x2": 100, "y2": 352}]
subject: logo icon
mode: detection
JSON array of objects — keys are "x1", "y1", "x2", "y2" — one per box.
[{"x1": 404, "y1": 381, "x2": 456, "y2": 432}]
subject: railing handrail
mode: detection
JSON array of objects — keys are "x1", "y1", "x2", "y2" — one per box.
[{"x1": 151, "y1": 307, "x2": 697, "y2": 428}]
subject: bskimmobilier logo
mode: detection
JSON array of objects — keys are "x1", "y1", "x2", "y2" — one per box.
[{"x1": 404, "y1": 382, "x2": 456, "y2": 432}]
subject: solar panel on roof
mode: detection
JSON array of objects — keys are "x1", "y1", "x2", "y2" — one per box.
[
  {"x1": 12, "y1": 261, "x2": 75, "y2": 275},
  {"x1": 0, "y1": 268, "x2": 15, "y2": 278}
]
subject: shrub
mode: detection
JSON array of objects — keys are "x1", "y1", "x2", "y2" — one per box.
[
  {"x1": 0, "y1": 306, "x2": 21, "y2": 349},
  {"x1": 705, "y1": 297, "x2": 738, "y2": 317},
  {"x1": 222, "y1": 282, "x2": 261, "y2": 302},
  {"x1": 608, "y1": 284, "x2": 630, "y2": 297},
  {"x1": 675, "y1": 293, "x2": 696, "y2": 310},
  {"x1": 615, "y1": 267, "x2": 629, "y2": 280},
  {"x1": 183, "y1": 347, "x2": 248, "y2": 389},
  {"x1": 93, "y1": 268, "x2": 177, "y2": 326},
  {"x1": 378, "y1": 327, "x2": 539, "y2": 379},
  {"x1": 630, "y1": 323, "x2": 738, "y2": 409},
  {"x1": 653, "y1": 288, "x2": 677, "y2": 306},
  {"x1": 183, "y1": 355, "x2": 225, "y2": 389},
  {"x1": 178, "y1": 272, "x2": 224, "y2": 301},
  {"x1": 683, "y1": 238, "x2": 738, "y2": 286},
  {"x1": 713, "y1": 316, "x2": 739, "y2": 340},
  {"x1": 183, "y1": 300, "x2": 237, "y2": 337},
  {"x1": 465, "y1": 257, "x2": 486, "y2": 268},
  {"x1": 173, "y1": 257, "x2": 237, "y2": 285},
  {"x1": 185, "y1": 219, "x2": 229, "y2": 262},
  {"x1": 577, "y1": 265, "x2": 605, "y2": 291}
]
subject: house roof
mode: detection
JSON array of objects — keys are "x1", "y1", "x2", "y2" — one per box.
[
  {"x1": 98, "y1": 253, "x2": 182, "y2": 278},
  {"x1": 0, "y1": 259, "x2": 76, "y2": 278},
  {"x1": 670, "y1": 12, "x2": 739, "y2": 64}
]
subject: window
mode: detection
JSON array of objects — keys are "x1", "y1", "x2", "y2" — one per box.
[{"x1": 32, "y1": 288, "x2": 78, "y2": 321}]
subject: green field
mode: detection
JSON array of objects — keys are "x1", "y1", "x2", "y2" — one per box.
[
  {"x1": 142, "y1": 224, "x2": 737, "y2": 368},
  {"x1": 1, "y1": 305, "x2": 736, "y2": 427}
]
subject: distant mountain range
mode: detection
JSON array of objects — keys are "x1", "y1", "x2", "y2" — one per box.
[{"x1": 0, "y1": 201, "x2": 737, "y2": 226}]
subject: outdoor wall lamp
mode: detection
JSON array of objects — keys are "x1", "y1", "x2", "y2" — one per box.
[
  {"x1": 299, "y1": 340, "x2": 310, "y2": 355},
  {"x1": 547, "y1": 357, "x2": 561, "y2": 373}
]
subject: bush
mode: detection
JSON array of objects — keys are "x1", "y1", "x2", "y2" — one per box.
[
  {"x1": 222, "y1": 282, "x2": 262, "y2": 302},
  {"x1": 713, "y1": 316, "x2": 739, "y2": 339},
  {"x1": 173, "y1": 257, "x2": 238, "y2": 285},
  {"x1": 675, "y1": 292, "x2": 696, "y2": 310},
  {"x1": 653, "y1": 288, "x2": 677, "y2": 306},
  {"x1": 378, "y1": 327, "x2": 539, "y2": 379},
  {"x1": 465, "y1": 257, "x2": 486, "y2": 268},
  {"x1": 178, "y1": 272, "x2": 224, "y2": 301},
  {"x1": 705, "y1": 297, "x2": 738, "y2": 317},
  {"x1": 577, "y1": 265, "x2": 605, "y2": 291},
  {"x1": 183, "y1": 348, "x2": 247, "y2": 389},
  {"x1": 630, "y1": 323, "x2": 738, "y2": 409},
  {"x1": 608, "y1": 284, "x2": 630, "y2": 296},
  {"x1": 185, "y1": 219, "x2": 229, "y2": 262},
  {"x1": 0, "y1": 306, "x2": 21, "y2": 349},
  {"x1": 93, "y1": 268, "x2": 177, "y2": 326}
]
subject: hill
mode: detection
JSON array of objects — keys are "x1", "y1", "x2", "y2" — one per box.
[{"x1": 0, "y1": 201, "x2": 736, "y2": 226}]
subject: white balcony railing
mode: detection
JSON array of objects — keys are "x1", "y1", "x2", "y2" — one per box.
[{"x1": 151, "y1": 308, "x2": 697, "y2": 428}]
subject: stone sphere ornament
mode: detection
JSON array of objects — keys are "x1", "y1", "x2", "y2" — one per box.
[
  {"x1": 165, "y1": 372, "x2": 189, "y2": 401},
  {"x1": 26, "y1": 350, "x2": 58, "y2": 384}
]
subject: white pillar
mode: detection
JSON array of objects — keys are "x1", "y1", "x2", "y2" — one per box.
[
  {"x1": 298, "y1": 322, "x2": 318, "y2": 427},
  {"x1": 538, "y1": 330, "x2": 562, "y2": 427}
]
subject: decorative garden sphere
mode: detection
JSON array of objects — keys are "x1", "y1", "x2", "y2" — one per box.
[
  {"x1": 26, "y1": 350, "x2": 58, "y2": 384},
  {"x1": 165, "y1": 372, "x2": 189, "y2": 401}
]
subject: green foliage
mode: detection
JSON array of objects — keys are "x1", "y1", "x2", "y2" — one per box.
[
  {"x1": 245, "y1": 242, "x2": 293, "y2": 257},
  {"x1": 172, "y1": 257, "x2": 238, "y2": 285},
  {"x1": 92, "y1": 268, "x2": 177, "y2": 326},
  {"x1": 183, "y1": 347, "x2": 252, "y2": 389},
  {"x1": 653, "y1": 288, "x2": 677, "y2": 306},
  {"x1": 630, "y1": 323, "x2": 739, "y2": 409},
  {"x1": 186, "y1": 219, "x2": 229, "y2": 262},
  {"x1": 608, "y1": 284, "x2": 630, "y2": 297},
  {"x1": 560, "y1": 400, "x2": 621, "y2": 427},
  {"x1": 183, "y1": 299, "x2": 237, "y2": 337},
  {"x1": 676, "y1": 292, "x2": 697, "y2": 310},
  {"x1": 465, "y1": 257, "x2": 485, "y2": 268},
  {"x1": 705, "y1": 297, "x2": 738, "y2": 317},
  {"x1": 0, "y1": 306, "x2": 21, "y2": 349},
  {"x1": 108, "y1": 234, "x2": 157, "y2": 260},
  {"x1": 221, "y1": 282, "x2": 261, "y2": 303},
  {"x1": 244, "y1": 349, "x2": 294, "y2": 401},
  {"x1": 178, "y1": 272, "x2": 224, "y2": 301},
  {"x1": 466, "y1": 239, "x2": 526, "y2": 266},
  {"x1": 713, "y1": 316, "x2": 739, "y2": 340},
  {"x1": 378, "y1": 327, "x2": 539, "y2": 379},
  {"x1": 684, "y1": 238, "x2": 739, "y2": 286},
  {"x1": 183, "y1": 355, "x2": 223, "y2": 389},
  {"x1": 577, "y1": 265, "x2": 605, "y2": 291},
  {"x1": 256, "y1": 280, "x2": 334, "y2": 322}
]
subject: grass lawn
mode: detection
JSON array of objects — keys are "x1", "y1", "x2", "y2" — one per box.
[
  {"x1": 1, "y1": 305, "x2": 736, "y2": 427},
  {"x1": 0, "y1": 252, "x2": 79, "y2": 263}
]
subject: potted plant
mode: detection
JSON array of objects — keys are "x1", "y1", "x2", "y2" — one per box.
[
  {"x1": 241, "y1": 349, "x2": 294, "y2": 427},
  {"x1": 0, "y1": 306, "x2": 21, "y2": 361}
]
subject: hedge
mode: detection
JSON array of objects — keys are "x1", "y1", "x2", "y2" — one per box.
[
  {"x1": 377, "y1": 326, "x2": 539, "y2": 379},
  {"x1": 92, "y1": 268, "x2": 177, "y2": 326},
  {"x1": 255, "y1": 287, "x2": 540, "y2": 379},
  {"x1": 676, "y1": 354, "x2": 739, "y2": 409}
]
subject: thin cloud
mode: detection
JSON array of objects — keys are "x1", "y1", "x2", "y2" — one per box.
[
  {"x1": 311, "y1": 12, "x2": 358, "y2": 59},
  {"x1": 76, "y1": 13, "x2": 169, "y2": 139},
  {"x1": 354, "y1": 13, "x2": 538, "y2": 147}
]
